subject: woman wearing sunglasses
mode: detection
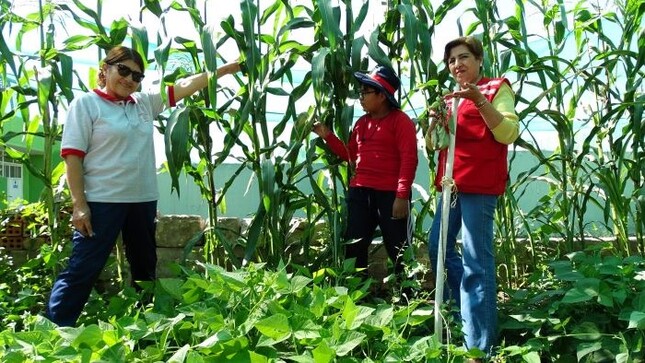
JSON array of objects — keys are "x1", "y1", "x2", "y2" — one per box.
[{"x1": 46, "y1": 45, "x2": 241, "y2": 327}]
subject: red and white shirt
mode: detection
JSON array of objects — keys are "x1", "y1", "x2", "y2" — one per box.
[{"x1": 61, "y1": 88, "x2": 169, "y2": 202}]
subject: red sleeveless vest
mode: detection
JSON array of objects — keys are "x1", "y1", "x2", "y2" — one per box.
[{"x1": 434, "y1": 77, "x2": 511, "y2": 195}]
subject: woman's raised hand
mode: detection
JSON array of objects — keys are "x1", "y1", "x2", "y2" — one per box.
[{"x1": 450, "y1": 82, "x2": 485, "y2": 103}]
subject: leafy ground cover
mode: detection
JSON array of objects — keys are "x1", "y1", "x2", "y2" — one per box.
[{"x1": 1, "y1": 244, "x2": 643, "y2": 362}]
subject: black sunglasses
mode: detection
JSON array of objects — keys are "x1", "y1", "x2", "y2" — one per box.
[
  {"x1": 109, "y1": 63, "x2": 145, "y2": 82},
  {"x1": 358, "y1": 90, "x2": 378, "y2": 98}
]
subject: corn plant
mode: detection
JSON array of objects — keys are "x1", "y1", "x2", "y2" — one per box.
[
  {"x1": 504, "y1": 0, "x2": 644, "y2": 257},
  {"x1": 379, "y1": 0, "x2": 456, "y2": 249},
  {"x1": 143, "y1": 0, "x2": 245, "y2": 266},
  {"x1": 1, "y1": 0, "x2": 643, "y2": 299},
  {"x1": 0, "y1": 0, "x2": 81, "y2": 254}
]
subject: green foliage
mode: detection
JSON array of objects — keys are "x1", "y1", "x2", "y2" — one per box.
[
  {"x1": 0, "y1": 251, "x2": 50, "y2": 332},
  {"x1": 0, "y1": 0, "x2": 643, "y2": 360},
  {"x1": 0, "y1": 206, "x2": 643, "y2": 361},
  {"x1": 0, "y1": 260, "x2": 482, "y2": 361},
  {"x1": 2, "y1": 0, "x2": 641, "y2": 267},
  {"x1": 499, "y1": 248, "x2": 645, "y2": 361}
]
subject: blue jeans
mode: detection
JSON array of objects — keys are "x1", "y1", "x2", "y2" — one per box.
[
  {"x1": 428, "y1": 192, "x2": 498, "y2": 355},
  {"x1": 46, "y1": 201, "x2": 157, "y2": 326}
]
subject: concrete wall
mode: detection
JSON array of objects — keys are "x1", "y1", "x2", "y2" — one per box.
[{"x1": 157, "y1": 149, "x2": 627, "y2": 236}]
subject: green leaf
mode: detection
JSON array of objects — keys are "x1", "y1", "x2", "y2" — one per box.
[
  {"x1": 266, "y1": 87, "x2": 290, "y2": 96},
  {"x1": 309, "y1": 285, "x2": 326, "y2": 318},
  {"x1": 202, "y1": 25, "x2": 219, "y2": 109},
  {"x1": 72, "y1": 325, "x2": 103, "y2": 349},
  {"x1": 312, "y1": 340, "x2": 335, "y2": 363},
  {"x1": 334, "y1": 331, "x2": 365, "y2": 356},
  {"x1": 351, "y1": 1, "x2": 370, "y2": 33},
  {"x1": 342, "y1": 298, "x2": 375, "y2": 330},
  {"x1": 550, "y1": 260, "x2": 584, "y2": 281},
  {"x1": 129, "y1": 21, "x2": 149, "y2": 67},
  {"x1": 576, "y1": 341, "x2": 602, "y2": 361},
  {"x1": 0, "y1": 32, "x2": 17, "y2": 77},
  {"x1": 12, "y1": 331, "x2": 47, "y2": 345},
  {"x1": 290, "y1": 275, "x2": 312, "y2": 293},
  {"x1": 397, "y1": 3, "x2": 418, "y2": 58},
  {"x1": 626, "y1": 311, "x2": 645, "y2": 329},
  {"x1": 143, "y1": 0, "x2": 163, "y2": 17},
  {"x1": 365, "y1": 305, "x2": 394, "y2": 328},
  {"x1": 196, "y1": 330, "x2": 234, "y2": 348},
  {"x1": 312, "y1": 47, "x2": 330, "y2": 99},
  {"x1": 202, "y1": 25, "x2": 219, "y2": 72},
  {"x1": 158, "y1": 278, "x2": 185, "y2": 300},
  {"x1": 255, "y1": 314, "x2": 291, "y2": 341},
  {"x1": 244, "y1": 204, "x2": 266, "y2": 263},
  {"x1": 59, "y1": 1, "x2": 105, "y2": 36},
  {"x1": 218, "y1": 269, "x2": 247, "y2": 292},
  {"x1": 164, "y1": 107, "x2": 191, "y2": 196},
  {"x1": 572, "y1": 321, "x2": 601, "y2": 341},
  {"x1": 109, "y1": 18, "x2": 129, "y2": 46},
  {"x1": 522, "y1": 351, "x2": 542, "y2": 363},
  {"x1": 277, "y1": 17, "x2": 315, "y2": 40},
  {"x1": 240, "y1": 0, "x2": 261, "y2": 81},
  {"x1": 154, "y1": 36, "x2": 172, "y2": 78},
  {"x1": 55, "y1": 53, "x2": 75, "y2": 101},
  {"x1": 554, "y1": 20, "x2": 565, "y2": 45},
  {"x1": 167, "y1": 344, "x2": 190, "y2": 363},
  {"x1": 316, "y1": 0, "x2": 343, "y2": 50},
  {"x1": 367, "y1": 29, "x2": 390, "y2": 67},
  {"x1": 562, "y1": 278, "x2": 600, "y2": 304},
  {"x1": 260, "y1": 158, "x2": 276, "y2": 212},
  {"x1": 407, "y1": 306, "x2": 434, "y2": 326}
]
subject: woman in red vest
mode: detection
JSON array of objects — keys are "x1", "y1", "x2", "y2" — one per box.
[{"x1": 427, "y1": 36, "x2": 519, "y2": 359}]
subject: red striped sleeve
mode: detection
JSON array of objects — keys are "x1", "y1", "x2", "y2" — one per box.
[
  {"x1": 168, "y1": 85, "x2": 176, "y2": 107},
  {"x1": 61, "y1": 148, "x2": 86, "y2": 158}
]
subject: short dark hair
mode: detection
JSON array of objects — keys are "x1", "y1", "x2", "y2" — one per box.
[
  {"x1": 98, "y1": 46, "x2": 145, "y2": 87},
  {"x1": 443, "y1": 36, "x2": 484, "y2": 65}
]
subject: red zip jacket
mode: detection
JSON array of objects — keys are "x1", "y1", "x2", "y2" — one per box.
[
  {"x1": 324, "y1": 109, "x2": 418, "y2": 199},
  {"x1": 435, "y1": 77, "x2": 511, "y2": 195}
]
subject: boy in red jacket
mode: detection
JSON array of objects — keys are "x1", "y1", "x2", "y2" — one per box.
[{"x1": 312, "y1": 65, "x2": 418, "y2": 280}]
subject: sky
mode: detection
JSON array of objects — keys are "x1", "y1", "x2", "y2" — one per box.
[{"x1": 11, "y1": 0, "x2": 551, "y2": 64}]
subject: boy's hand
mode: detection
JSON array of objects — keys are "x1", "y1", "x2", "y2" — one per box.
[
  {"x1": 391, "y1": 198, "x2": 409, "y2": 220},
  {"x1": 312, "y1": 122, "x2": 330, "y2": 138}
]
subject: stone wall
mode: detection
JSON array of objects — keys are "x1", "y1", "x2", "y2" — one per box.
[
  {"x1": 1, "y1": 214, "x2": 434, "y2": 290},
  {"x1": 153, "y1": 215, "x2": 434, "y2": 290}
]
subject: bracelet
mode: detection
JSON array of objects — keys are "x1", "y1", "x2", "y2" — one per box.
[{"x1": 475, "y1": 99, "x2": 487, "y2": 109}]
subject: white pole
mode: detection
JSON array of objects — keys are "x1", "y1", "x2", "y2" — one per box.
[{"x1": 434, "y1": 91, "x2": 460, "y2": 343}]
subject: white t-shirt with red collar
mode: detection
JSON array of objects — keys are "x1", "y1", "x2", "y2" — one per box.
[{"x1": 61, "y1": 89, "x2": 167, "y2": 203}]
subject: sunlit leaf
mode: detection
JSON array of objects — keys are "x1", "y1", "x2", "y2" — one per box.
[{"x1": 255, "y1": 314, "x2": 291, "y2": 341}]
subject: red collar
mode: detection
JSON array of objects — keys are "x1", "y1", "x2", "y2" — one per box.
[{"x1": 93, "y1": 89, "x2": 136, "y2": 104}]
